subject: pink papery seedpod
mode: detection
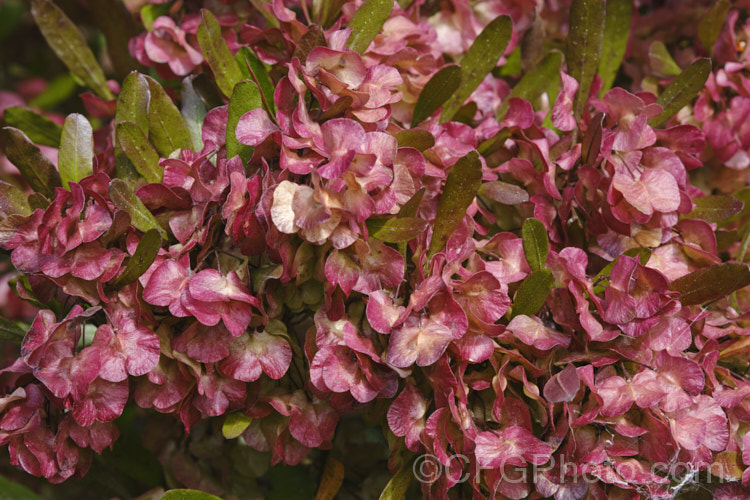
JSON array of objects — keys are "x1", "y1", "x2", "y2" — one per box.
[
  {"x1": 387, "y1": 383, "x2": 427, "y2": 452},
  {"x1": 475, "y1": 426, "x2": 554, "y2": 468},
  {"x1": 219, "y1": 322, "x2": 292, "y2": 381},
  {"x1": 506, "y1": 315, "x2": 570, "y2": 351}
]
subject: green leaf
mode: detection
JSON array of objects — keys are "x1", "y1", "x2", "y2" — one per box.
[
  {"x1": 0, "y1": 127, "x2": 61, "y2": 198},
  {"x1": 511, "y1": 269, "x2": 554, "y2": 318},
  {"x1": 649, "y1": 41, "x2": 681, "y2": 76},
  {"x1": 411, "y1": 65, "x2": 462, "y2": 127},
  {"x1": 0, "y1": 475, "x2": 42, "y2": 500},
  {"x1": 236, "y1": 47, "x2": 276, "y2": 114},
  {"x1": 398, "y1": 188, "x2": 425, "y2": 218},
  {"x1": 116, "y1": 122, "x2": 162, "y2": 184},
  {"x1": 478, "y1": 181, "x2": 529, "y2": 205},
  {"x1": 116, "y1": 72, "x2": 150, "y2": 133},
  {"x1": 227, "y1": 80, "x2": 263, "y2": 159},
  {"x1": 498, "y1": 51, "x2": 563, "y2": 120},
  {"x1": 140, "y1": 3, "x2": 171, "y2": 30},
  {"x1": 197, "y1": 9, "x2": 243, "y2": 98},
  {"x1": 441, "y1": 15, "x2": 512, "y2": 122},
  {"x1": 222, "y1": 412, "x2": 253, "y2": 439},
  {"x1": 3, "y1": 106, "x2": 63, "y2": 147},
  {"x1": 648, "y1": 58, "x2": 711, "y2": 128},
  {"x1": 0, "y1": 316, "x2": 28, "y2": 345},
  {"x1": 669, "y1": 263, "x2": 750, "y2": 306},
  {"x1": 684, "y1": 195, "x2": 744, "y2": 223},
  {"x1": 109, "y1": 179, "x2": 167, "y2": 238},
  {"x1": 379, "y1": 456, "x2": 414, "y2": 500},
  {"x1": 522, "y1": 218, "x2": 549, "y2": 272},
  {"x1": 698, "y1": 0, "x2": 730, "y2": 56},
  {"x1": 58, "y1": 113, "x2": 94, "y2": 189},
  {"x1": 181, "y1": 76, "x2": 208, "y2": 152},
  {"x1": 368, "y1": 217, "x2": 429, "y2": 243},
  {"x1": 111, "y1": 229, "x2": 161, "y2": 288},
  {"x1": 346, "y1": 0, "x2": 393, "y2": 54},
  {"x1": 566, "y1": 0, "x2": 605, "y2": 120},
  {"x1": 0, "y1": 180, "x2": 31, "y2": 216},
  {"x1": 30, "y1": 0, "x2": 113, "y2": 100},
  {"x1": 161, "y1": 490, "x2": 223, "y2": 500},
  {"x1": 28, "y1": 74, "x2": 77, "y2": 110},
  {"x1": 144, "y1": 76, "x2": 194, "y2": 155},
  {"x1": 598, "y1": 0, "x2": 632, "y2": 94},
  {"x1": 395, "y1": 130, "x2": 435, "y2": 151},
  {"x1": 428, "y1": 151, "x2": 482, "y2": 259}
]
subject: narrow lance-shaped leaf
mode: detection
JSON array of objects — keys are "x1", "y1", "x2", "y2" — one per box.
[
  {"x1": 699, "y1": 0, "x2": 731, "y2": 56},
  {"x1": 109, "y1": 178, "x2": 167, "y2": 238},
  {"x1": 566, "y1": 0, "x2": 605, "y2": 120},
  {"x1": 161, "y1": 490, "x2": 223, "y2": 500},
  {"x1": 684, "y1": 195, "x2": 744, "y2": 223},
  {"x1": 581, "y1": 111, "x2": 604, "y2": 164},
  {"x1": 346, "y1": 0, "x2": 393, "y2": 54},
  {"x1": 0, "y1": 317, "x2": 27, "y2": 345},
  {"x1": 182, "y1": 76, "x2": 207, "y2": 151},
  {"x1": 649, "y1": 41, "x2": 681, "y2": 76},
  {"x1": 116, "y1": 72, "x2": 150, "y2": 132},
  {"x1": 498, "y1": 51, "x2": 563, "y2": 120},
  {"x1": 116, "y1": 122, "x2": 163, "y2": 184},
  {"x1": 3, "y1": 106, "x2": 62, "y2": 147},
  {"x1": 368, "y1": 217, "x2": 429, "y2": 243},
  {"x1": 0, "y1": 127, "x2": 61, "y2": 198},
  {"x1": 411, "y1": 65, "x2": 462, "y2": 127},
  {"x1": 441, "y1": 15, "x2": 513, "y2": 122},
  {"x1": 379, "y1": 455, "x2": 415, "y2": 500},
  {"x1": 648, "y1": 58, "x2": 711, "y2": 128},
  {"x1": 227, "y1": 80, "x2": 263, "y2": 159},
  {"x1": 30, "y1": 0, "x2": 113, "y2": 100},
  {"x1": 598, "y1": 0, "x2": 632, "y2": 94},
  {"x1": 144, "y1": 76, "x2": 194, "y2": 155},
  {"x1": 428, "y1": 151, "x2": 482, "y2": 259},
  {"x1": 110, "y1": 229, "x2": 161, "y2": 288},
  {"x1": 669, "y1": 263, "x2": 750, "y2": 306},
  {"x1": 58, "y1": 113, "x2": 94, "y2": 188},
  {"x1": 511, "y1": 269, "x2": 554, "y2": 318},
  {"x1": 0, "y1": 476, "x2": 42, "y2": 500},
  {"x1": 0, "y1": 181, "x2": 31, "y2": 216},
  {"x1": 522, "y1": 218, "x2": 549, "y2": 271},
  {"x1": 478, "y1": 181, "x2": 529, "y2": 205},
  {"x1": 315, "y1": 456, "x2": 345, "y2": 500},
  {"x1": 197, "y1": 9, "x2": 243, "y2": 98},
  {"x1": 395, "y1": 130, "x2": 435, "y2": 151},
  {"x1": 236, "y1": 47, "x2": 276, "y2": 114},
  {"x1": 221, "y1": 412, "x2": 253, "y2": 439}
]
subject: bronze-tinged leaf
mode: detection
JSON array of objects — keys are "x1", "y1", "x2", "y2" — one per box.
[
  {"x1": 293, "y1": 25, "x2": 327, "y2": 65},
  {"x1": 110, "y1": 229, "x2": 161, "y2": 288},
  {"x1": 478, "y1": 181, "x2": 529, "y2": 205},
  {"x1": 566, "y1": 0, "x2": 605, "y2": 120},
  {"x1": 30, "y1": 0, "x2": 114, "y2": 100},
  {"x1": 197, "y1": 9, "x2": 243, "y2": 98},
  {"x1": 441, "y1": 15, "x2": 513, "y2": 122},
  {"x1": 0, "y1": 127, "x2": 62, "y2": 198},
  {"x1": 181, "y1": 76, "x2": 208, "y2": 151},
  {"x1": 395, "y1": 130, "x2": 435, "y2": 151},
  {"x1": 581, "y1": 112, "x2": 604, "y2": 164},
  {"x1": 145, "y1": 76, "x2": 194, "y2": 155},
  {"x1": 58, "y1": 113, "x2": 94, "y2": 189},
  {"x1": 522, "y1": 218, "x2": 549, "y2": 272},
  {"x1": 3, "y1": 106, "x2": 62, "y2": 147},
  {"x1": 319, "y1": 96, "x2": 353, "y2": 121},
  {"x1": 511, "y1": 269, "x2": 554, "y2": 318},
  {"x1": 221, "y1": 412, "x2": 253, "y2": 439},
  {"x1": 346, "y1": 0, "x2": 393, "y2": 54},
  {"x1": 428, "y1": 151, "x2": 482, "y2": 259},
  {"x1": 236, "y1": 48, "x2": 276, "y2": 115},
  {"x1": 226, "y1": 80, "x2": 262, "y2": 159},
  {"x1": 314, "y1": 456, "x2": 345, "y2": 500},
  {"x1": 0, "y1": 181, "x2": 31, "y2": 216},
  {"x1": 598, "y1": 0, "x2": 632, "y2": 94},
  {"x1": 669, "y1": 262, "x2": 750, "y2": 306},
  {"x1": 411, "y1": 65, "x2": 462, "y2": 127},
  {"x1": 648, "y1": 58, "x2": 711, "y2": 128},
  {"x1": 116, "y1": 122, "x2": 162, "y2": 184},
  {"x1": 109, "y1": 179, "x2": 167, "y2": 238},
  {"x1": 498, "y1": 51, "x2": 563, "y2": 120},
  {"x1": 684, "y1": 195, "x2": 744, "y2": 223},
  {"x1": 368, "y1": 217, "x2": 429, "y2": 243},
  {"x1": 398, "y1": 188, "x2": 426, "y2": 218},
  {"x1": 709, "y1": 451, "x2": 744, "y2": 481},
  {"x1": 116, "y1": 71, "x2": 150, "y2": 133},
  {"x1": 698, "y1": 0, "x2": 730, "y2": 56}
]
